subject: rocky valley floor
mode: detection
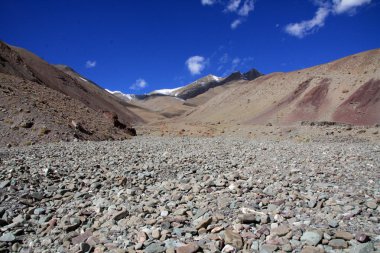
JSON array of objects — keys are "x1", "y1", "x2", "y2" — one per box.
[{"x1": 0, "y1": 136, "x2": 379, "y2": 253}]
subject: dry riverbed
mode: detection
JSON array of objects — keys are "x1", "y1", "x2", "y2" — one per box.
[{"x1": 0, "y1": 136, "x2": 379, "y2": 253}]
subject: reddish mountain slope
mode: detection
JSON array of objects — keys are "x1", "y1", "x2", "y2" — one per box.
[
  {"x1": 0, "y1": 41, "x2": 146, "y2": 145},
  {"x1": 0, "y1": 41, "x2": 142, "y2": 126},
  {"x1": 182, "y1": 49, "x2": 380, "y2": 126}
]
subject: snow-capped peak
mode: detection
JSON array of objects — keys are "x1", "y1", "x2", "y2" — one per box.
[
  {"x1": 149, "y1": 86, "x2": 184, "y2": 96},
  {"x1": 105, "y1": 89, "x2": 134, "y2": 100},
  {"x1": 210, "y1": 75, "x2": 222, "y2": 82}
]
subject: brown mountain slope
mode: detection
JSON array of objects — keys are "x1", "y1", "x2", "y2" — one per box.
[
  {"x1": 182, "y1": 49, "x2": 380, "y2": 126},
  {"x1": 125, "y1": 76, "x2": 255, "y2": 122},
  {"x1": 54, "y1": 64, "x2": 164, "y2": 124},
  {"x1": 0, "y1": 73, "x2": 135, "y2": 146},
  {"x1": 129, "y1": 96, "x2": 193, "y2": 119},
  {"x1": 0, "y1": 41, "x2": 143, "y2": 126}
]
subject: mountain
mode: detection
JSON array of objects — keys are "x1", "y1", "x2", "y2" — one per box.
[
  {"x1": 183, "y1": 49, "x2": 380, "y2": 126},
  {"x1": 2, "y1": 40, "x2": 378, "y2": 147},
  {"x1": 0, "y1": 41, "x2": 143, "y2": 146},
  {"x1": 109, "y1": 69, "x2": 262, "y2": 102},
  {"x1": 105, "y1": 70, "x2": 262, "y2": 122},
  {"x1": 172, "y1": 69, "x2": 262, "y2": 100},
  {"x1": 149, "y1": 86, "x2": 184, "y2": 96}
]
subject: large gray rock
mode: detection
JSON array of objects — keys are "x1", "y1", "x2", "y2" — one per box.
[
  {"x1": 301, "y1": 231, "x2": 322, "y2": 246},
  {"x1": 0, "y1": 233, "x2": 16, "y2": 242},
  {"x1": 350, "y1": 243, "x2": 374, "y2": 253}
]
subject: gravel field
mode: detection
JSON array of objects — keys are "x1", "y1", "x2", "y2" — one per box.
[{"x1": 0, "y1": 136, "x2": 379, "y2": 253}]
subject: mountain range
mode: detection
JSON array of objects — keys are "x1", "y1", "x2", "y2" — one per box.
[{"x1": 1, "y1": 40, "x2": 379, "y2": 146}]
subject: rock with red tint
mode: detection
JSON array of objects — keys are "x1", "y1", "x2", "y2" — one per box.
[
  {"x1": 355, "y1": 233, "x2": 370, "y2": 243},
  {"x1": 176, "y1": 242, "x2": 199, "y2": 253}
]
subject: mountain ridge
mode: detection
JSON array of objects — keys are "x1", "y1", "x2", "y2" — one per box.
[
  {"x1": 107, "y1": 68, "x2": 263, "y2": 102},
  {"x1": 1, "y1": 41, "x2": 379, "y2": 147},
  {"x1": 0, "y1": 40, "x2": 146, "y2": 146}
]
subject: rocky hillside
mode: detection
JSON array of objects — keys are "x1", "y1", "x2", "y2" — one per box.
[
  {"x1": 173, "y1": 69, "x2": 262, "y2": 100},
  {"x1": 183, "y1": 49, "x2": 380, "y2": 126},
  {"x1": 0, "y1": 41, "x2": 143, "y2": 146}
]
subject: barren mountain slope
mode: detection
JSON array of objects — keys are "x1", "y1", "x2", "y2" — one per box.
[
  {"x1": 184, "y1": 79, "x2": 249, "y2": 107},
  {"x1": 54, "y1": 64, "x2": 166, "y2": 124},
  {"x1": 124, "y1": 73, "x2": 259, "y2": 121},
  {"x1": 128, "y1": 96, "x2": 193, "y2": 118},
  {"x1": 183, "y1": 49, "x2": 380, "y2": 126},
  {"x1": 0, "y1": 73, "x2": 135, "y2": 146},
  {"x1": 0, "y1": 41, "x2": 143, "y2": 126}
]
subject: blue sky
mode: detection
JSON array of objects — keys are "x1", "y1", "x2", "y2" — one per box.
[{"x1": 1, "y1": 0, "x2": 379, "y2": 94}]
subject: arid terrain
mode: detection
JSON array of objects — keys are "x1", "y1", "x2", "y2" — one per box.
[
  {"x1": 0, "y1": 41, "x2": 379, "y2": 253},
  {"x1": 0, "y1": 137, "x2": 379, "y2": 253}
]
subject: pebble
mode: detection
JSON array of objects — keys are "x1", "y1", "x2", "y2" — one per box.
[
  {"x1": 366, "y1": 201, "x2": 377, "y2": 209},
  {"x1": 152, "y1": 229, "x2": 161, "y2": 239},
  {"x1": 328, "y1": 219, "x2": 339, "y2": 228},
  {"x1": 301, "y1": 231, "x2": 322, "y2": 246},
  {"x1": 335, "y1": 231, "x2": 354, "y2": 240},
  {"x1": 355, "y1": 233, "x2": 370, "y2": 243},
  {"x1": 0, "y1": 136, "x2": 378, "y2": 253},
  {"x1": 329, "y1": 239, "x2": 348, "y2": 249},
  {"x1": 239, "y1": 213, "x2": 256, "y2": 224},
  {"x1": 224, "y1": 229, "x2": 243, "y2": 249},
  {"x1": 80, "y1": 242, "x2": 92, "y2": 253},
  {"x1": 350, "y1": 242, "x2": 374, "y2": 253},
  {"x1": 271, "y1": 225, "x2": 290, "y2": 236},
  {"x1": 0, "y1": 180, "x2": 10, "y2": 189},
  {"x1": 176, "y1": 242, "x2": 199, "y2": 253},
  {"x1": 301, "y1": 246, "x2": 324, "y2": 253},
  {"x1": 195, "y1": 217, "x2": 212, "y2": 230},
  {"x1": 221, "y1": 244, "x2": 236, "y2": 253},
  {"x1": 113, "y1": 210, "x2": 129, "y2": 221},
  {"x1": 144, "y1": 242, "x2": 166, "y2": 253},
  {"x1": 0, "y1": 232, "x2": 16, "y2": 242},
  {"x1": 260, "y1": 244, "x2": 278, "y2": 253},
  {"x1": 33, "y1": 208, "x2": 45, "y2": 215}
]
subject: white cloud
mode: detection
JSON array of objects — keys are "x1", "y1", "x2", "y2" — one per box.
[
  {"x1": 201, "y1": 0, "x2": 216, "y2": 5},
  {"x1": 332, "y1": 0, "x2": 371, "y2": 14},
  {"x1": 238, "y1": 0, "x2": 254, "y2": 16},
  {"x1": 226, "y1": 0, "x2": 241, "y2": 12},
  {"x1": 219, "y1": 53, "x2": 229, "y2": 64},
  {"x1": 201, "y1": 0, "x2": 255, "y2": 29},
  {"x1": 285, "y1": 0, "x2": 371, "y2": 38},
  {"x1": 231, "y1": 19, "x2": 243, "y2": 29},
  {"x1": 217, "y1": 53, "x2": 229, "y2": 72},
  {"x1": 130, "y1": 78, "x2": 148, "y2": 90},
  {"x1": 232, "y1": 57, "x2": 241, "y2": 65},
  {"x1": 186, "y1": 56, "x2": 207, "y2": 75},
  {"x1": 219, "y1": 55, "x2": 254, "y2": 76},
  {"x1": 85, "y1": 60, "x2": 96, "y2": 68},
  {"x1": 285, "y1": 7, "x2": 330, "y2": 38},
  {"x1": 226, "y1": 0, "x2": 254, "y2": 16},
  {"x1": 222, "y1": 57, "x2": 241, "y2": 75}
]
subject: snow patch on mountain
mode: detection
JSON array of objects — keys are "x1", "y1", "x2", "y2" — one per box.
[
  {"x1": 210, "y1": 75, "x2": 222, "y2": 82},
  {"x1": 105, "y1": 89, "x2": 134, "y2": 100},
  {"x1": 79, "y1": 77, "x2": 89, "y2": 82},
  {"x1": 149, "y1": 86, "x2": 184, "y2": 96}
]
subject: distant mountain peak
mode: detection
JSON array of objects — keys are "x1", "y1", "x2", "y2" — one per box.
[
  {"x1": 149, "y1": 86, "x2": 184, "y2": 96},
  {"x1": 107, "y1": 69, "x2": 262, "y2": 103},
  {"x1": 244, "y1": 68, "x2": 262, "y2": 80}
]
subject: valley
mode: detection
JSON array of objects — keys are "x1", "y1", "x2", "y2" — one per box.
[{"x1": 0, "y1": 41, "x2": 379, "y2": 253}]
